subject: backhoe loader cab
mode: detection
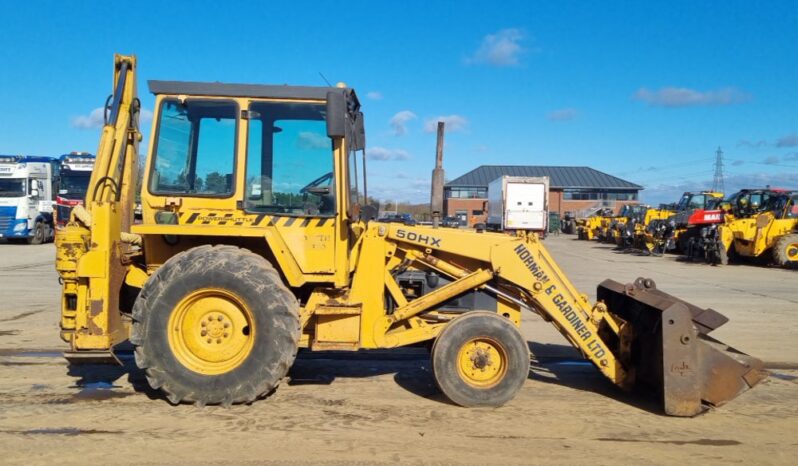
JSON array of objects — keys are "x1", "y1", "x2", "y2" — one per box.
[{"x1": 56, "y1": 55, "x2": 766, "y2": 415}]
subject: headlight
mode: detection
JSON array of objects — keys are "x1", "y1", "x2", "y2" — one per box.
[{"x1": 13, "y1": 222, "x2": 26, "y2": 232}]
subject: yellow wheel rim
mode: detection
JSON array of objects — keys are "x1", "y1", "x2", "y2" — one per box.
[
  {"x1": 786, "y1": 243, "x2": 798, "y2": 261},
  {"x1": 456, "y1": 337, "x2": 508, "y2": 388},
  {"x1": 167, "y1": 288, "x2": 255, "y2": 375}
]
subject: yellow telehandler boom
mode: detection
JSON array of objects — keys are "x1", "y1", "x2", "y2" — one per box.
[{"x1": 56, "y1": 55, "x2": 765, "y2": 416}]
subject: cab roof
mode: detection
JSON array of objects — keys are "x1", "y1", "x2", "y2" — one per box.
[{"x1": 148, "y1": 80, "x2": 360, "y2": 109}]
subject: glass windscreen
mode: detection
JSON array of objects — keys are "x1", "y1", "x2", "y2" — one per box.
[
  {"x1": 59, "y1": 173, "x2": 91, "y2": 197},
  {"x1": 150, "y1": 100, "x2": 237, "y2": 196},
  {"x1": 245, "y1": 102, "x2": 334, "y2": 215},
  {"x1": 0, "y1": 178, "x2": 25, "y2": 197}
]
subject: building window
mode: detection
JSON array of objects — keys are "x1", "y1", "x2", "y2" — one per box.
[
  {"x1": 446, "y1": 187, "x2": 487, "y2": 199},
  {"x1": 472, "y1": 209, "x2": 483, "y2": 215},
  {"x1": 562, "y1": 189, "x2": 638, "y2": 201}
]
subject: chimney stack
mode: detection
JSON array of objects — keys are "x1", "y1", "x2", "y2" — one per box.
[{"x1": 430, "y1": 121, "x2": 445, "y2": 227}]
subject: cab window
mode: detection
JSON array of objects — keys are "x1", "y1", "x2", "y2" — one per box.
[
  {"x1": 245, "y1": 102, "x2": 334, "y2": 216},
  {"x1": 149, "y1": 99, "x2": 237, "y2": 197}
]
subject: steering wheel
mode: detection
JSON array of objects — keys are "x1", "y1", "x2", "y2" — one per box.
[{"x1": 300, "y1": 172, "x2": 333, "y2": 195}]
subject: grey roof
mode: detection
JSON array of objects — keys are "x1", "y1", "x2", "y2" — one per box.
[
  {"x1": 148, "y1": 80, "x2": 359, "y2": 107},
  {"x1": 446, "y1": 165, "x2": 642, "y2": 190}
]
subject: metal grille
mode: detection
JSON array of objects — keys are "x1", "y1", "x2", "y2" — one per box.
[{"x1": 0, "y1": 215, "x2": 13, "y2": 231}]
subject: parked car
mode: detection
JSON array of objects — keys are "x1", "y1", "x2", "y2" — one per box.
[
  {"x1": 378, "y1": 213, "x2": 417, "y2": 226},
  {"x1": 441, "y1": 216, "x2": 460, "y2": 228}
]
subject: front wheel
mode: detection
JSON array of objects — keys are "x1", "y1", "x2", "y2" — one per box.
[
  {"x1": 773, "y1": 234, "x2": 798, "y2": 268},
  {"x1": 26, "y1": 222, "x2": 45, "y2": 245},
  {"x1": 431, "y1": 311, "x2": 529, "y2": 407}
]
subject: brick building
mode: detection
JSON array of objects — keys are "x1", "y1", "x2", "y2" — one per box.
[{"x1": 444, "y1": 165, "x2": 642, "y2": 226}]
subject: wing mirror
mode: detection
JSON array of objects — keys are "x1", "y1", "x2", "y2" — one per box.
[{"x1": 326, "y1": 91, "x2": 346, "y2": 138}]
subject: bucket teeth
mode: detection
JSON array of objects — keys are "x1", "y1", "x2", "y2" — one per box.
[{"x1": 597, "y1": 277, "x2": 767, "y2": 417}]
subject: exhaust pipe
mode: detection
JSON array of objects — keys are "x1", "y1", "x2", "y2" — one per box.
[{"x1": 597, "y1": 277, "x2": 767, "y2": 416}]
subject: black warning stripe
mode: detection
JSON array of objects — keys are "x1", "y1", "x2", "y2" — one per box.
[
  {"x1": 283, "y1": 217, "x2": 297, "y2": 227},
  {"x1": 218, "y1": 213, "x2": 235, "y2": 225},
  {"x1": 317, "y1": 217, "x2": 331, "y2": 227},
  {"x1": 201, "y1": 213, "x2": 217, "y2": 225},
  {"x1": 300, "y1": 218, "x2": 311, "y2": 228},
  {"x1": 186, "y1": 212, "x2": 199, "y2": 224}
]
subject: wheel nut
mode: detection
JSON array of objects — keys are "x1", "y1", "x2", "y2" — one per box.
[
  {"x1": 206, "y1": 338, "x2": 212, "y2": 343},
  {"x1": 223, "y1": 333, "x2": 228, "y2": 338},
  {"x1": 223, "y1": 323, "x2": 230, "y2": 328},
  {"x1": 201, "y1": 321, "x2": 206, "y2": 327},
  {"x1": 216, "y1": 338, "x2": 222, "y2": 344},
  {"x1": 201, "y1": 330, "x2": 207, "y2": 337},
  {"x1": 218, "y1": 316, "x2": 223, "y2": 321}
]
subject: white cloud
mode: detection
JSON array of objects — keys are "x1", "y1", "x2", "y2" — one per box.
[
  {"x1": 738, "y1": 139, "x2": 768, "y2": 148},
  {"x1": 296, "y1": 131, "x2": 330, "y2": 150},
  {"x1": 466, "y1": 28, "x2": 525, "y2": 67},
  {"x1": 71, "y1": 107, "x2": 105, "y2": 129},
  {"x1": 366, "y1": 91, "x2": 383, "y2": 101},
  {"x1": 640, "y1": 171, "x2": 798, "y2": 206},
  {"x1": 424, "y1": 115, "x2": 468, "y2": 133},
  {"x1": 547, "y1": 108, "x2": 578, "y2": 121},
  {"x1": 72, "y1": 106, "x2": 154, "y2": 129},
  {"x1": 389, "y1": 110, "x2": 417, "y2": 136},
  {"x1": 633, "y1": 87, "x2": 750, "y2": 107},
  {"x1": 367, "y1": 146, "x2": 411, "y2": 161},
  {"x1": 776, "y1": 133, "x2": 798, "y2": 148}
]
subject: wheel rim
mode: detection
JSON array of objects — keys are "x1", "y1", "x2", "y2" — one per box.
[
  {"x1": 456, "y1": 337, "x2": 508, "y2": 388},
  {"x1": 167, "y1": 288, "x2": 255, "y2": 375},
  {"x1": 786, "y1": 242, "x2": 798, "y2": 261}
]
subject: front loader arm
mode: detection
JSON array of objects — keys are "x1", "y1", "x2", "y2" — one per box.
[{"x1": 376, "y1": 223, "x2": 764, "y2": 416}]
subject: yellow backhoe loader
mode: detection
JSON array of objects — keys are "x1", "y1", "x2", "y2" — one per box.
[{"x1": 55, "y1": 55, "x2": 765, "y2": 416}]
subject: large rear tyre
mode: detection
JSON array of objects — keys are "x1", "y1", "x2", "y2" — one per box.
[
  {"x1": 773, "y1": 234, "x2": 798, "y2": 268},
  {"x1": 131, "y1": 245, "x2": 300, "y2": 406},
  {"x1": 431, "y1": 311, "x2": 529, "y2": 407}
]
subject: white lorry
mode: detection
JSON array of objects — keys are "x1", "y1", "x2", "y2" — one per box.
[
  {"x1": 0, "y1": 155, "x2": 55, "y2": 244},
  {"x1": 486, "y1": 176, "x2": 549, "y2": 233}
]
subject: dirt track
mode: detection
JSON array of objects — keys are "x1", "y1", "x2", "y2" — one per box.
[{"x1": 0, "y1": 237, "x2": 796, "y2": 465}]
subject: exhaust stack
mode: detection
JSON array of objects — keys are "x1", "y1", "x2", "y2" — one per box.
[{"x1": 430, "y1": 121, "x2": 445, "y2": 227}]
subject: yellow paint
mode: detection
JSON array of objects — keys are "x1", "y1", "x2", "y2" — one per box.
[
  {"x1": 167, "y1": 288, "x2": 255, "y2": 375},
  {"x1": 457, "y1": 338, "x2": 507, "y2": 388}
]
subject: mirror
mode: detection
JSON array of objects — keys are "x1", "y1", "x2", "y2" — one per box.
[
  {"x1": 326, "y1": 91, "x2": 346, "y2": 138},
  {"x1": 29, "y1": 189, "x2": 39, "y2": 198}
]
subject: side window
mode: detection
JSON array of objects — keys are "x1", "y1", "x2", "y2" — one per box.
[
  {"x1": 245, "y1": 102, "x2": 334, "y2": 215},
  {"x1": 348, "y1": 148, "x2": 363, "y2": 207},
  {"x1": 150, "y1": 100, "x2": 237, "y2": 196}
]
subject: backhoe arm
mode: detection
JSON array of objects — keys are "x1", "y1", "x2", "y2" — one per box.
[{"x1": 56, "y1": 54, "x2": 141, "y2": 357}]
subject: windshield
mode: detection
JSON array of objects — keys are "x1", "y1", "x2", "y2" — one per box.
[
  {"x1": 245, "y1": 101, "x2": 334, "y2": 215},
  {"x1": 0, "y1": 178, "x2": 25, "y2": 198},
  {"x1": 59, "y1": 173, "x2": 91, "y2": 197},
  {"x1": 677, "y1": 194, "x2": 705, "y2": 210}
]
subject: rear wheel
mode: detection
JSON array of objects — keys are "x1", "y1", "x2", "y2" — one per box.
[
  {"x1": 431, "y1": 311, "x2": 529, "y2": 407},
  {"x1": 773, "y1": 234, "x2": 798, "y2": 268},
  {"x1": 131, "y1": 245, "x2": 300, "y2": 406}
]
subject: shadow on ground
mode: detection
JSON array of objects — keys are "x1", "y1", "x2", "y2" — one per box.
[{"x1": 60, "y1": 341, "x2": 662, "y2": 413}]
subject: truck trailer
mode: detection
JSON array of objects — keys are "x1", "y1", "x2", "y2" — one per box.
[
  {"x1": 0, "y1": 155, "x2": 55, "y2": 244},
  {"x1": 486, "y1": 176, "x2": 549, "y2": 232}
]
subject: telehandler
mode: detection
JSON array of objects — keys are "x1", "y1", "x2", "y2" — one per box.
[
  {"x1": 56, "y1": 55, "x2": 765, "y2": 416},
  {"x1": 716, "y1": 189, "x2": 798, "y2": 267}
]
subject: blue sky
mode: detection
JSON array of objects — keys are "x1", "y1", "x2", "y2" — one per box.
[{"x1": 1, "y1": 1, "x2": 796, "y2": 205}]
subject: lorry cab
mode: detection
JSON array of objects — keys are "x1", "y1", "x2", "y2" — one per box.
[
  {"x1": 0, "y1": 155, "x2": 55, "y2": 243},
  {"x1": 54, "y1": 152, "x2": 95, "y2": 229}
]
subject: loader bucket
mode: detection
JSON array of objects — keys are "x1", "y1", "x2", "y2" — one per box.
[{"x1": 597, "y1": 277, "x2": 767, "y2": 417}]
